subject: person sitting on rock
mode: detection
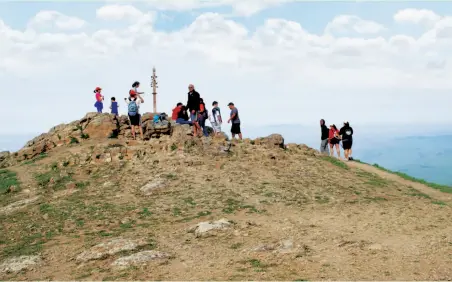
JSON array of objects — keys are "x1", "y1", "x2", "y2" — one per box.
[
  {"x1": 130, "y1": 81, "x2": 144, "y2": 97},
  {"x1": 125, "y1": 93, "x2": 144, "y2": 140},
  {"x1": 172, "y1": 102, "x2": 183, "y2": 121},
  {"x1": 175, "y1": 105, "x2": 193, "y2": 126},
  {"x1": 94, "y1": 87, "x2": 104, "y2": 113}
]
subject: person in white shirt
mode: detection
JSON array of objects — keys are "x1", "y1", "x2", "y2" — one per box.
[{"x1": 209, "y1": 101, "x2": 223, "y2": 135}]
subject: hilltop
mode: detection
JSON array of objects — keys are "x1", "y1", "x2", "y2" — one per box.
[{"x1": 0, "y1": 113, "x2": 451, "y2": 280}]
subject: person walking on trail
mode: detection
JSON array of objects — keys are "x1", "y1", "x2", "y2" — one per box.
[
  {"x1": 186, "y1": 84, "x2": 201, "y2": 136},
  {"x1": 328, "y1": 124, "x2": 340, "y2": 158},
  {"x1": 110, "y1": 97, "x2": 119, "y2": 117},
  {"x1": 125, "y1": 92, "x2": 144, "y2": 140},
  {"x1": 198, "y1": 98, "x2": 209, "y2": 137},
  {"x1": 227, "y1": 102, "x2": 242, "y2": 140},
  {"x1": 209, "y1": 101, "x2": 222, "y2": 135},
  {"x1": 94, "y1": 87, "x2": 104, "y2": 113},
  {"x1": 339, "y1": 121, "x2": 354, "y2": 161},
  {"x1": 320, "y1": 119, "x2": 329, "y2": 155}
]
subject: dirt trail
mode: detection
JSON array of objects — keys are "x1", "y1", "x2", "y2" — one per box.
[{"x1": 347, "y1": 161, "x2": 452, "y2": 203}]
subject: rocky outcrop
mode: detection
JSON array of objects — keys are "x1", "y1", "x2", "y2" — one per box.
[{"x1": 76, "y1": 238, "x2": 149, "y2": 263}]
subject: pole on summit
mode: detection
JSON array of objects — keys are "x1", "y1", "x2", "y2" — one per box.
[{"x1": 151, "y1": 67, "x2": 158, "y2": 114}]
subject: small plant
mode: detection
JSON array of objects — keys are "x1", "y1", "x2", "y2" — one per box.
[
  {"x1": 0, "y1": 169, "x2": 20, "y2": 194},
  {"x1": 57, "y1": 134, "x2": 62, "y2": 140},
  {"x1": 250, "y1": 140, "x2": 255, "y2": 145},
  {"x1": 70, "y1": 137, "x2": 79, "y2": 144},
  {"x1": 322, "y1": 156, "x2": 349, "y2": 170},
  {"x1": 170, "y1": 143, "x2": 178, "y2": 151},
  {"x1": 80, "y1": 133, "x2": 90, "y2": 139}
]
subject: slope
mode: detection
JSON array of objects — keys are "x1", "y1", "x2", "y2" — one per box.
[{"x1": 0, "y1": 113, "x2": 451, "y2": 280}]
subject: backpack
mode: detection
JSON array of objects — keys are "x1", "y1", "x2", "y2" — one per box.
[
  {"x1": 153, "y1": 114, "x2": 160, "y2": 123},
  {"x1": 128, "y1": 99, "x2": 138, "y2": 116}
]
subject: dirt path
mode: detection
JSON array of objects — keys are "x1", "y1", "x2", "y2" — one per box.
[{"x1": 347, "y1": 161, "x2": 452, "y2": 203}]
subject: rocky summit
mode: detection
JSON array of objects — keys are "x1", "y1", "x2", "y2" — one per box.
[{"x1": 0, "y1": 112, "x2": 451, "y2": 280}]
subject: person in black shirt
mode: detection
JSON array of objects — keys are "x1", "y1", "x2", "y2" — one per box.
[
  {"x1": 339, "y1": 121, "x2": 354, "y2": 161},
  {"x1": 320, "y1": 119, "x2": 329, "y2": 155},
  {"x1": 186, "y1": 84, "x2": 201, "y2": 136}
]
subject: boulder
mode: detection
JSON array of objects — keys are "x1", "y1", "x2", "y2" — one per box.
[
  {"x1": 76, "y1": 238, "x2": 148, "y2": 263},
  {"x1": 111, "y1": 251, "x2": 170, "y2": 268},
  {"x1": 254, "y1": 134, "x2": 285, "y2": 148},
  {"x1": 0, "y1": 255, "x2": 41, "y2": 274}
]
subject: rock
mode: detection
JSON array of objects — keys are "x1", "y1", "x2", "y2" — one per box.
[
  {"x1": 140, "y1": 179, "x2": 166, "y2": 196},
  {"x1": 368, "y1": 243, "x2": 383, "y2": 251},
  {"x1": 252, "y1": 244, "x2": 276, "y2": 252},
  {"x1": 75, "y1": 238, "x2": 148, "y2": 262},
  {"x1": 277, "y1": 239, "x2": 294, "y2": 253},
  {"x1": 251, "y1": 239, "x2": 294, "y2": 253},
  {"x1": 0, "y1": 197, "x2": 40, "y2": 215},
  {"x1": 0, "y1": 255, "x2": 41, "y2": 274},
  {"x1": 190, "y1": 219, "x2": 232, "y2": 237},
  {"x1": 111, "y1": 251, "x2": 170, "y2": 268},
  {"x1": 257, "y1": 134, "x2": 285, "y2": 148}
]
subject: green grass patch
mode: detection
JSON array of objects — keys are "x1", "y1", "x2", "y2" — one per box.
[
  {"x1": 372, "y1": 163, "x2": 452, "y2": 193},
  {"x1": 431, "y1": 200, "x2": 447, "y2": 206},
  {"x1": 222, "y1": 198, "x2": 264, "y2": 214},
  {"x1": 0, "y1": 169, "x2": 20, "y2": 194},
  {"x1": 407, "y1": 188, "x2": 431, "y2": 199},
  {"x1": 355, "y1": 169, "x2": 389, "y2": 187},
  {"x1": 321, "y1": 156, "x2": 349, "y2": 170}
]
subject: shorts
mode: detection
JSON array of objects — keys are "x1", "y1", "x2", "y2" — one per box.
[
  {"x1": 342, "y1": 140, "x2": 353, "y2": 150},
  {"x1": 231, "y1": 123, "x2": 241, "y2": 134},
  {"x1": 330, "y1": 138, "x2": 339, "y2": 145},
  {"x1": 211, "y1": 122, "x2": 221, "y2": 132},
  {"x1": 190, "y1": 111, "x2": 199, "y2": 122},
  {"x1": 129, "y1": 114, "x2": 141, "y2": 126}
]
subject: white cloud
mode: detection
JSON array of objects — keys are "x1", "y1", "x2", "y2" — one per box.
[
  {"x1": 110, "y1": 0, "x2": 292, "y2": 16},
  {"x1": 394, "y1": 8, "x2": 441, "y2": 26},
  {"x1": 0, "y1": 5, "x2": 452, "y2": 135},
  {"x1": 325, "y1": 15, "x2": 386, "y2": 35},
  {"x1": 27, "y1": 10, "x2": 86, "y2": 31},
  {"x1": 96, "y1": 4, "x2": 145, "y2": 21}
]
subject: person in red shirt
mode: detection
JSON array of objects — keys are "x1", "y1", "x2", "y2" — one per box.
[
  {"x1": 172, "y1": 103, "x2": 183, "y2": 121},
  {"x1": 94, "y1": 87, "x2": 104, "y2": 113},
  {"x1": 328, "y1": 124, "x2": 340, "y2": 158}
]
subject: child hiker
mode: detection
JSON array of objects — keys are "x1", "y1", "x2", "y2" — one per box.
[
  {"x1": 110, "y1": 97, "x2": 119, "y2": 116},
  {"x1": 209, "y1": 101, "x2": 222, "y2": 135},
  {"x1": 94, "y1": 87, "x2": 104, "y2": 113}
]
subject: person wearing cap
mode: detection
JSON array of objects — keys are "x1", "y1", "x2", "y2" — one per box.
[
  {"x1": 227, "y1": 102, "x2": 242, "y2": 140},
  {"x1": 339, "y1": 121, "x2": 354, "y2": 161},
  {"x1": 94, "y1": 87, "x2": 104, "y2": 113},
  {"x1": 320, "y1": 119, "x2": 329, "y2": 155}
]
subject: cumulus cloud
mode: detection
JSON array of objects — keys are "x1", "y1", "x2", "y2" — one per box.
[
  {"x1": 325, "y1": 15, "x2": 386, "y2": 35},
  {"x1": 27, "y1": 10, "x2": 86, "y2": 31},
  {"x1": 0, "y1": 4, "x2": 451, "y2": 135},
  {"x1": 394, "y1": 8, "x2": 441, "y2": 26},
  {"x1": 96, "y1": 4, "x2": 146, "y2": 21}
]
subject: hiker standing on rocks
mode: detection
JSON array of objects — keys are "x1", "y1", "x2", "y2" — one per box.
[
  {"x1": 209, "y1": 101, "x2": 222, "y2": 135},
  {"x1": 339, "y1": 121, "x2": 354, "y2": 161},
  {"x1": 110, "y1": 97, "x2": 119, "y2": 117},
  {"x1": 198, "y1": 98, "x2": 209, "y2": 137},
  {"x1": 320, "y1": 119, "x2": 329, "y2": 155},
  {"x1": 328, "y1": 124, "x2": 341, "y2": 158},
  {"x1": 125, "y1": 90, "x2": 144, "y2": 140},
  {"x1": 94, "y1": 87, "x2": 104, "y2": 113},
  {"x1": 187, "y1": 84, "x2": 201, "y2": 136},
  {"x1": 227, "y1": 102, "x2": 242, "y2": 140}
]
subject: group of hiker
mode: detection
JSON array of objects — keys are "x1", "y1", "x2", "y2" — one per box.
[
  {"x1": 171, "y1": 84, "x2": 243, "y2": 140},
  {"x1": 320, "y1": 119, "x2": 354, "y2": 161},
  {"x1": 93, "y1": 82, "x2": 243, "y2": 140}
]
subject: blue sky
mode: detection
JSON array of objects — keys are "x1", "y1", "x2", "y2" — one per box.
[
  {"x1": 2, "y1": 1, "x2": 452, "y2": 34},
  {"x1": 1, "y1": 1, "x2": 452, "y2": 135}
]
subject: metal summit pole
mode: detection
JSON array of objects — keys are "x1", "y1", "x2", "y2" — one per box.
[{"x1": 151, "y1": 67, "x2": 158, "y2": 114}]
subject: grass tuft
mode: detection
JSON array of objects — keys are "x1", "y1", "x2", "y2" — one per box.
[{"x1": 321, "y1": 156, "x2": 349, "y2": 170}]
